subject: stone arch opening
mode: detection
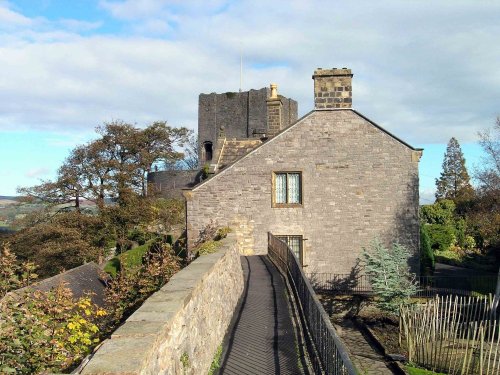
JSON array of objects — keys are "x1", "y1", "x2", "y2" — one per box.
[{"x1": 203, "y1": 141, "x2": 213, "y2": 161}]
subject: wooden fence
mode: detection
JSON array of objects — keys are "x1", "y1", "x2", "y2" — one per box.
[{"x1": 400, "y1": 295, "x2": 500, "y2": 374}]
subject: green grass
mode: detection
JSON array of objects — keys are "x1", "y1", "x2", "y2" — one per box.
[
  {"x1": 435, "y1": 248, "x2": 499, "y2": 273},
  {"x1": 434, "y1": 249, "x2": 462, "y2": 264},
  {"x1": 104, "y1": 241, "x2": 151, "y2": 277},
  {"x1": 208, "y1": 345, "x2": 223, "y2": 375},
  {"x1": 405, "y1": 364, "x2": 447, "y2": 375}
]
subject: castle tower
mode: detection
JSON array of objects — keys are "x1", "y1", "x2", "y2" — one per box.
[{"x1": 198, "y1": 87, "x2": 298, "y2": 165}]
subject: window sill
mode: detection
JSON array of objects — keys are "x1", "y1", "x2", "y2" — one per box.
[{"x1": 272, "y1": 203, "x2": 303, "y2": 208}]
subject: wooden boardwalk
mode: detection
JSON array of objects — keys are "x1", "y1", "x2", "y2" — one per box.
[{"x1": 219, "y1": 256, "x2": 306, "y2": 375}]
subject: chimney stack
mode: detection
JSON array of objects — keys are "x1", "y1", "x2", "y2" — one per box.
[
  {"x1": 267, "y1": 83, "x2": 282, "y2": 137},
  {"x1": 312, "y1": 68, "x2": 353, "y2": 109}
]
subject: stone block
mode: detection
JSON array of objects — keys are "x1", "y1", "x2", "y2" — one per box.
[{"x1": 81, "y1": 336, "x2": 156, "y2": 374}]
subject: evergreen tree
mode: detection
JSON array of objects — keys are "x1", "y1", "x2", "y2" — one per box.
[
  {"x1": 435, "y1": 137, "x2": 474, "y2": 202},
  {"x1": 362, "y1": 240, "x2": 418, "y2": 315}
]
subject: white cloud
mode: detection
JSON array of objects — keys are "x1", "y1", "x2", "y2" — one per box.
[
  {"x1": 25, "y1": 167, "x2": 50, "y2": 178},
  {"x1": 0, "y1": 2, "x2": 32, "y2": 29},
  {"x1": 58, "y1": 19, "x2": 103, "y2": 33},
  {"x1": 0, "y1": 0, "x2": 499, "y2": 146},
  {"x1": 419, "y1": 188, "x2": 436, "y2": 205},
  {"x1": 99, "y1": 0, "x2": 169, "y2": 20}
]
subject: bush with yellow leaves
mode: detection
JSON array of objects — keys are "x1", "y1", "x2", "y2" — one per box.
[{"x1": 0, "y1": 284, "x2": 106, "y2": 374}]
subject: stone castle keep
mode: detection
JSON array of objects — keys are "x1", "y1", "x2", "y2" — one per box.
[
  {"x1": 185, "y1": 68, "x2": 422, "y2": 274},
  {"x1": 198, "y1": 86, "x2": 298, "y2": 173}
]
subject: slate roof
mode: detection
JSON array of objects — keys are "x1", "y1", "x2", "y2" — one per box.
[
  {"x1": 8, "y1": 262, "x2": 107, "y2": 307},
  {"x1": 217, "y1": 138, "x2": 263, "y2": 170}
]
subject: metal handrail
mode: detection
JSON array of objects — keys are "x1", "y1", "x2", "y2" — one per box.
[
  {"x1": 308, "y1": 273, "x2": 497, "y2": 298},
  {"x1": 268, "y1": 232, "x2": 357, "y2": 375}
]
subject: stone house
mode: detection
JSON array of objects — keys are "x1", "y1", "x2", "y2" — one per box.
[{"x1": 184, "y1": 68, "x2": 422, "y2": 274}]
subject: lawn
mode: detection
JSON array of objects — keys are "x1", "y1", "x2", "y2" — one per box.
[
  {"x1": 104, "y1": 241, "x2": 151, "y2": 277},
  {"x1": 405, "y1": 365, "x2": 446, "y2": 375}
]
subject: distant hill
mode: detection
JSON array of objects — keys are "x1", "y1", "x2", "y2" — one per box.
[{"x1": 0, "y1": 196, "x2": 21, "y2": 205}]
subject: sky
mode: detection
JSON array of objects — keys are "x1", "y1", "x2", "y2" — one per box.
[{"x1": 0, "y1": 0, "x2": 498, "y2": 203}]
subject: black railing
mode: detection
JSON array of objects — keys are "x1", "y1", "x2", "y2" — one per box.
[
  {"x1": 268, "y1": 233, "x2": 357, "y2": 375},
  {"x1": 309, "y1": 273, "x2": 497, "y2": 298}
]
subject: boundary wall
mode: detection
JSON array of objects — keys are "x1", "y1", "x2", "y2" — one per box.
[{"x1": 80, "y1": 233, "x2": 243, "y2": 374}]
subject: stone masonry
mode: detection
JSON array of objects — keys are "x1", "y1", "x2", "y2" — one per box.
[
  {"x1": 80, "y1": 233, "x2": 244, "y2": 375},
  {"x1": 147, "y1": 170, "x2": 200, "y2": 198},
  {"x1": 313, "y1": 68, "x2": 353, "y2": 109},
  {"x1": 266, "y1": 84, "x2": 283, "y2": 137},
  {"x1": 198, "y1": 87, "x2": 298, "y2": 164},
  {"x1": 185, "y1": 108, "x2": 421, "y2": 274}
]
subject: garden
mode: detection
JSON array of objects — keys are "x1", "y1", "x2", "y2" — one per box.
[{"x1": 317, "y1": 239, "x2": 500, "y2": 375}]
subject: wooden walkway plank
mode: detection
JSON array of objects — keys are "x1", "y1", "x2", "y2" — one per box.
[{"x1": 219, "y1": 256, "x2": 305, "y2": 375}]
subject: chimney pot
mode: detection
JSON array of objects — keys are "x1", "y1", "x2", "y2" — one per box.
[{"x1": 270, "y1": 83, "x2": 278, "y2": 99}]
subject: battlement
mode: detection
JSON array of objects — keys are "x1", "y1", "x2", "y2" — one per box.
[{"x1": 198, "y1": 87, "x2": 298, "y2": 165}]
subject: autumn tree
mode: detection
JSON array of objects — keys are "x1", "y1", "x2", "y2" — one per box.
[
  {"x1": 19, "y1": 121, "x2": 189, "y2": 207},
  {"x1": 435, "y1": 137, "x2": 474, "y2": 202},
  {"x1": 15, "y1": 120, "x2": 189, "y2": 277},
  {"x1": 0, "y1": 243, "x2": 38, "y2": 298},
  {"x1": 469, "y1": 119, "x2": 500, "y2": 250},
  {"x1": 133, "y1": 121, "x2": 188, "y2": 195},
  {"x1": 10, "y1": 212, "x2": 106, "y2": 278}
]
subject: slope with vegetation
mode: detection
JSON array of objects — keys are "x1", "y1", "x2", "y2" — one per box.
[{"x1": 0, "y1": 120, "x2": 195, "y2": 374}]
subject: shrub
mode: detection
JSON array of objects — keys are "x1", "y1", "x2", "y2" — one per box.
[
  {"x1": 420, "y1": 225, "x2": 434, "y2": 275},
  {"x1": 420, "y1": 200, "x2": 456, "y2": 225},
  {"x1": 455, "y1": 218, "x2": 467, "y2": 249},
  {"x1": 0, "y1": 243, "x2": 38, "y2": 298},
  {"x1": 166, "y1": 234, "x2": 174, "y2": 245},
  {"x1": 214, "y1": 227, "x2": 231, "y2": 241},
  {"x1": 127, "y1": 228, "x2": 147, "y2": 245},
  {"x1": 463, "y1": 235, "x2": 476, "y2": 250},
  {"x1": 197, "y1": 240, "x2": 220, "y2": 255},
  {"x1": 362, "y1": 240, "x2": 418, "y2": 315},
  {"x1": 0, "y1": 285, "x2": 106, "y2": 374},
  {"x1": 202, "y1": 164, "x2": 209, "y2": 180},
  {"x1": 426, "y1": 224, "x2": 456, "y2": 251},
  {"x1": 116, "y1": 239, "x2": 133, "y2": 254},
  {"x1": 103, "y1": 244, "x2": 181, "y2": 328}
]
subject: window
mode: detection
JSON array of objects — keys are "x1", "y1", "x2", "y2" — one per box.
[
  {"x1": 203, "y1": 141, "x2": 213, "y2": 161},
  {"x1": 277, "y1": 235, "x2": 303, "y2": 266},
  {"x1": 273, "y1": 172, "x2": 302, "y2": 206}
]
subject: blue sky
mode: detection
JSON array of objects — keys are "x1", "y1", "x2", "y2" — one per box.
[{"x1": 0, "y1": 1, "x2": 498, "y2": 202}]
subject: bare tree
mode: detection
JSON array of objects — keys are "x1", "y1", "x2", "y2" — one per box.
[
  {"x1": 476, "y1": 117, "x2": 500, "y2": 193},
  {"x1": 181, "y1": 130, "x2": 199, "y2": 170}
]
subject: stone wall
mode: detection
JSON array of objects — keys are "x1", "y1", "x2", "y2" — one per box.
[
  {"x1": 80, "y1": 233, "x2": 244, "y2": 374},
  {"x1": 147, "y1": 170, "x2": 200, "y2": 199},
  {"x1": 198, "y1": 88, "x2": 298, "y2": 164},
  {"x1": 186, "y1": 109, "x2": 421, "y2": 274}
]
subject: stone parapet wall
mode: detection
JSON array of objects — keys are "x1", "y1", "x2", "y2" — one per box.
[
  {"x1": 80, "y1": 233, "x2": 243, "y2": 374},
  {"x1": 147, "y1": 170, "x2": 200, "y2": 198}
]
